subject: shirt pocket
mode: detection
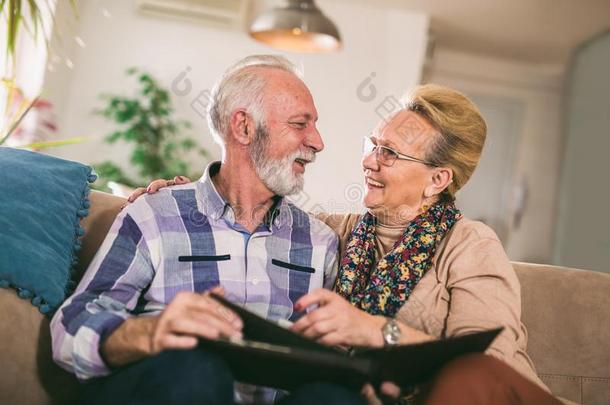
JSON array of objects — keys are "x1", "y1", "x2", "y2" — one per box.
[
  {"x1": 271, "y1": 259, "x2": 315, "y2": 273},
  {"x1": 178, "y1": 254, "x2": 231, "y2": 262},
  {"x1": 270, "y1": 259, "x2": 315, "y2": 322}
]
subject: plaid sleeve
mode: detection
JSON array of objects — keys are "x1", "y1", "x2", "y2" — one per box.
[{"x1": 50, "y1": 207, "x2": 155, "y2": 380}]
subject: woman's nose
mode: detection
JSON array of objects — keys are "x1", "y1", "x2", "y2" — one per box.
[{"x1": 362, "y1": 148, "x2": 379, "y2": 171}]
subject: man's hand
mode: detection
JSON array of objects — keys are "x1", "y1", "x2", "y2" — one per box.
[
  {"x1": 149, "y1": 286, "x2": 243, "y2": 354},
  {"x1": 101, "y1": 286, "x2": 242, "y2": 367},
  {"x1": 290, "y1": 289, "x2": 386, "y2": 347}
]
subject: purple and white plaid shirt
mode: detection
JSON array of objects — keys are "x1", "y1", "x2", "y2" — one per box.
[{"x1": 51, "y1": 162, "x2": 339, "y2": 404}]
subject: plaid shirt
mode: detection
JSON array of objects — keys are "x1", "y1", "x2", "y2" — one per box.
[{"x1": 51, "y1": 162, "x2": 339, "y2": 404}]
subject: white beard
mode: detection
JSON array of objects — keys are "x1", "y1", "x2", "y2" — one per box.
[{"x1": 250, "y1": 126, "x2": 315, "y2": 196}]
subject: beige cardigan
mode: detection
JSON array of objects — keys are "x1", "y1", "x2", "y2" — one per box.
[{"x1": 316, "y1": 213, "x2": 547, "y2": 390}]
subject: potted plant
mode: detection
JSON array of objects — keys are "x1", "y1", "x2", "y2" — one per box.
[{"x1": 93, "y1": 67, "x2": 208, "y2": 195}]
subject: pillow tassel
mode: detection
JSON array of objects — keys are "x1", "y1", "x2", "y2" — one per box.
[{"x1": 17, "y1": 288, "x2": 33, "y2": 299}]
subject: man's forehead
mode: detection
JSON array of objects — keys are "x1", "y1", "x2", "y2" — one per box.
[
  {"x1": 264, "y1": 69, "x2": 308, "y2": 90},
  {"x1": 263, "y1": 77, "x2": 317, "y2": 118}
]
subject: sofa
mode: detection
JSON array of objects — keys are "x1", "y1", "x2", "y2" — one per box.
[{"x1": 1, "y1": 190, "x2": 609, "y2": 404}]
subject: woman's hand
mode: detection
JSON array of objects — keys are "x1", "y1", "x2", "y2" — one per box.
[
  {"x1": 361, "y1": 383, "x2": 402, "y2": 405},
  {"x1": 290, "y1": 289, "x2": 386, "y2": 347},
  {"x1": 121, "y1": 176, "x2": 191, "y2": 208}
]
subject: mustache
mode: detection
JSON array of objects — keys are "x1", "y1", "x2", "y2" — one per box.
[{"x1": 290, "y1": 147, "x2": 317, "y2": 163}]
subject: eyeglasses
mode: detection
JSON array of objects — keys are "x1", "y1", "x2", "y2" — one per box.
[{"x1": 362, "y1": 136, "x2": 437, "y2": 167}]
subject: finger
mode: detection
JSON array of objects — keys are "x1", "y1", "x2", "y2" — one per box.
[
  {"x1": 156, "y1": 334, "x2": 198, "y2": 352},
  {"x1": 127, "y1": 187, "x2": 147, "y2": 203},
  {"x1": 202, "y1": 295, "x2": 243, "y2": 329},
  {"x1": 361, "y1": 384, "x2": 382, "y2": 405},
  {"x1": 147, "y1": 179, "x2": 171, "y2": 193},
  {"x1": 208, "y1": 285, "x2": 225, "y2": 296},
  {"x1": 293, "y1": 288, "x2": 335, "y2": 311},
  {"x1": 361, "y1": 383, "x2": 373, "y2": 396},
  {"x1": 164, "y1": 316, "x2": 222, "y2": 341},
  {"x1": 291, "y1": 307, "x2": 334, "y2": 333},
  {"x1": 166, "y1": 313, "x2": 242, "y2": 340},
  {"x1": 380, "y1": 382, "x2": 401, "y2": 399},
  {"x1": 189, "y1": 309, "x2": 244, "y2": 339},
  {"x1": 174, "y1": 175, "x2": 191, "y2": 184},
  {"x1": 171, "y1": 292, "x2": 242, "y2": 329},
  {"x1": 301, "y1": 319, "x2": 337, "y2": 340}
]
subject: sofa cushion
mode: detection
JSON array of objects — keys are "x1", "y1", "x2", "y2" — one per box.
[
  {"x1": 0, "y1": 288, "x2": 80, "y2": 404},
  {"x1": 514, "y1": 262, "x2": 610, "y2": 404},
  {"x1": 0, "y1": 148, "x2": 96, "y2": 314}
]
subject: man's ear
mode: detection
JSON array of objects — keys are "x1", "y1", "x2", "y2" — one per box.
[
  {"x1": 424, "y1": 167, "x2": 453, "y2": 198},
  {"x1": 228, "y1": 109, "x2": 253, "y2": 146}
]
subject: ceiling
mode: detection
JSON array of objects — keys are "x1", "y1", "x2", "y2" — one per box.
[{"x1": 345, "y1": 0, "x2": 610, "y2": 65}]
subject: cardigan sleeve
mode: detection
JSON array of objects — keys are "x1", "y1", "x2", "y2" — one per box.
[{"x1": 442, "y1": 224, "x2": 523, "y2": 362}]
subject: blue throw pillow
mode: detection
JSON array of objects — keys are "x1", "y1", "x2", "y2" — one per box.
[{"x1": 0, "y1": 147, "x2": 96, "y2": 314}]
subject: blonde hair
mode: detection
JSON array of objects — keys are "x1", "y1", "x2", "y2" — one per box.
[{"x1": 401, "y1": 84, "x2": 487, "y2": 197}]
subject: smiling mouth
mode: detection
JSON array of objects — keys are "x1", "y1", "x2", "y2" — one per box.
[
  {"x1": 295, "y1": 158, "x2": 310, "y2": 167},
  {"x1": 365, "y1": 177, "x2": 385, "y2": 188}
]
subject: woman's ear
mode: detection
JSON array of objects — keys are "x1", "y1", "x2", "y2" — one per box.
[
  {"x1": 228, "y1": 109, "x2": 253, "y2": 146},
  {"x1": 424, "y1": 167, "x2": 453, "y2": 198}
]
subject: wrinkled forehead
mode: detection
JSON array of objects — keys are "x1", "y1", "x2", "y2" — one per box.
[
  {"x1": 374, "y1": 109, "x2": 437, "y2": 149},
  {"x1": 262, "y1": 70, "x2": 317, "y2": 118},
  {"x1": 265, "y1": 69, "x2": 312, "y2": 99}
]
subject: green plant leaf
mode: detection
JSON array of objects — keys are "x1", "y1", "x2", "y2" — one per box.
[
  {"x1": 7, "y1": 0, "x2": 22, "y2": 57},
  {"x1": 24, "y1": 0, "x2": 40, "y2": 39},
  {"x1": 105, "y1": 130, "x2": 125, "y2": 143},
  {"x1": 2, "y1": 0, "x2": 78, "y2": 64},
  {"x1": 180, "y1": 138, "x2": 196, "y2": 149},
  {"x1": 92, "y1": 161, "x2": 136, "y2": 191},
  {"x1": 94, "y1": 68, "x2": 209, "y2": 185},
  {"x1": 68, "y1": 0, "x2": 78, "y2": 18},
  {"x1": 18, "y1": 135, "x2": 90, "y2": 150},
  {"x1": 0, "y1": 94, "x2": 39, "y2": 145}
]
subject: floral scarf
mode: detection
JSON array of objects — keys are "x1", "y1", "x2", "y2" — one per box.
[{"x1": 335, "y1": 200, "x2": 462, "y2": 317}]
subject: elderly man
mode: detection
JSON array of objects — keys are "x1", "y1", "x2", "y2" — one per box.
[{"x1": 51, "y1": 56, "x2": 361, "y2": 405}]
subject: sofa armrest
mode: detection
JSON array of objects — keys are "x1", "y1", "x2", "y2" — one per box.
[{"x1": 75, "y1": 191, "x2": 125, "y2": 282}]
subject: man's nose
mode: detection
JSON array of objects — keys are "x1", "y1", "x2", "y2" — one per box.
[{"x1": 305, "y1": 126, "x2": 324, "y2": 153}]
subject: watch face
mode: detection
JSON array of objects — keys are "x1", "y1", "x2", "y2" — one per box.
[
  {"x1": 383, "y1": 320, "x2": 401, "y2": 345},
  {"x1": 386, "y1": 331, "x2": 400, "y2": 345}
]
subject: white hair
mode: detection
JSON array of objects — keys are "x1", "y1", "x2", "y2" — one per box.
[{"x1": 207, "y1": 55, "x2": 303, "y2": 148}]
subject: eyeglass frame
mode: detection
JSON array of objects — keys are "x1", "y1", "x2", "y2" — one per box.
[{"x1": 362, "y1": 136, "x2": 438, "y2": 167}]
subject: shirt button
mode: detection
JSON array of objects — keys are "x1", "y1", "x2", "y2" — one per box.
[{"x1": 252, "y1": 278, "x2": 259, "y2": 285}]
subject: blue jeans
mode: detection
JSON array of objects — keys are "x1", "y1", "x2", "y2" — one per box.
[{"x1": 81, "y1": 349, "x2": 364, "y2": 405}]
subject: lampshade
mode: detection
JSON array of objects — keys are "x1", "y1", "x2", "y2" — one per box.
[{"x1": 249, "y1": 0, "x2": 341, "y2": 53}]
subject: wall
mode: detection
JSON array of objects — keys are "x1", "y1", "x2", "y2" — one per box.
[
  {"x1": 554, "y1": 30, "x2": 610, "y2": 274},
  {"x1": 425, "y1": 48, "x2": 565, "y2": 263},
  {"x1": 44, "y1": 0, "x2": 429, "y2": 213}
]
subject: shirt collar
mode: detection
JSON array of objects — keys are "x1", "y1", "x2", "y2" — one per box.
[{"x1": 197, "y1": 161, "x2": 293, "y2": 229}]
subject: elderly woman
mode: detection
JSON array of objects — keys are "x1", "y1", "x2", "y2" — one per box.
[
  {"x1": 132, "y1": 84, "x2": 561, "y2": 405},
  {"x1": 290, "y1": 84, "x2": 561, "y2": 404}
]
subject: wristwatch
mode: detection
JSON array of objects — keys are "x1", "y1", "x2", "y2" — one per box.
[{"x1": 382, "y1": 318, "x2": 402, "y2": 346}]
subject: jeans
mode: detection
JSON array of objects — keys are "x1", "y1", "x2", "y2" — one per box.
[{"x1": 80, "y1": 348, "x2": 364, "y2": 405}]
